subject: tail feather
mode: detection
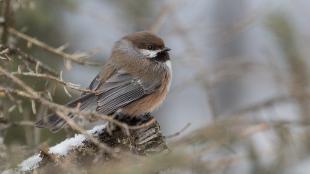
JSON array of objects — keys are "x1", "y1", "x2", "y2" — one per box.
[
  {"x1": 35, "y1": 113, "x2": 73, "y2": 132},
  {"x1": 35, "y1": 93, "x2": 95, "y2": 132}
]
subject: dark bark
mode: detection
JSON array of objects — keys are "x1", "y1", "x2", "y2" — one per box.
[{"x1": 29, "y1": 115, "x2": 168, "y2": 172}]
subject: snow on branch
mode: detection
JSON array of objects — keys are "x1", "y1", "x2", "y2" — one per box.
[
  {"x1": 17, "y1": 125, "x2": 106, "y2": 172},
  {"x1": 3, "y1": 115, "x2": 167, "y2": 173}
]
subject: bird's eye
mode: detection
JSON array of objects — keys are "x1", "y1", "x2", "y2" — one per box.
[{"x1": 147, "y1": 45, "x2": 154, "y2": 50}]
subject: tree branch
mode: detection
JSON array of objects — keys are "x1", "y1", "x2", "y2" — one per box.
[
  {"x1": 11, "y1": 72, "x2": 95, "y2": 93},
  {"x1": 8, "y1": 28, "x2": 102, "y2": 66}
]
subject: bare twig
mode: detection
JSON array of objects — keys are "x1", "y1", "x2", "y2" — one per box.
[
  {"x1": 8, "y1": 27, "x2": 102, "y2": 66},
  {"x1": 55, "y1": 111, "x2": 118, "y2": 158},
  {"x1": 11, "y1": 71, "x2": 95, "y2": 93},
  {"x1": 0, "y1": 85, "x2": 37, "y2": 99},
  {"x1": 0, "y1": 65, "x2": 157, "y2": 131},
  {"x1": 166, "y1": 123, "x2": 191, "y2": 139},
  {"x1": 14, "y1": 48, "x2": 59, "y2": 76},
  {"x1": 0, "y1": 65, "x2": 120, "y2": 157},
  {"x1": 0, "y1": 46, "x2": 59, "y2": 76}
]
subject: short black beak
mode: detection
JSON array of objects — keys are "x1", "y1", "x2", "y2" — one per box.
[{"x1": 162, "y1": 47, "x2": 171, "y2": 52}]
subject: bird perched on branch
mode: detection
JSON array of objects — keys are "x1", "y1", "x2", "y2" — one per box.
[{"x1": 36, "y1": 31, "x2": 172, "y2": 132}]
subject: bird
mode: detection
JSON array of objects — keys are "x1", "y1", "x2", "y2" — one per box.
[{"x1": 35, "y1": 31, "x2": 172, "y2": 132}]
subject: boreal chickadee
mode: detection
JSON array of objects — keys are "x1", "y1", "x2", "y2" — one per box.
[{"x1": 36, "y1": 31, "x2": 172, "y2": 132}]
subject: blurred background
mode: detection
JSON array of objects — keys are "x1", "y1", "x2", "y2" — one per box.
[{"x1": 1, "y1": 0, "x2": 310, "y2": 173}]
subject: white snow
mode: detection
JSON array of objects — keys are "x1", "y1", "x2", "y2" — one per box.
[
  {"x1": 48, "y1": 134, "x2": 86, "y2": 156},
  {"x1": 87, "y1": 124, "x2": 106, "y2": 134},
  {"x1": 48, "y1": 124, "x2": 106, "y2": 156},
  {"x1": 17, "y1": 124, "x2": 106, "y2": 172},
  {"x1": 18, "y1": 154, "x2": 42, "y2": 172}
]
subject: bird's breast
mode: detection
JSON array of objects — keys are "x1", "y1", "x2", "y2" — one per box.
[{"x1": 120, "y1": 63, "x2": 172, "y2": 116}]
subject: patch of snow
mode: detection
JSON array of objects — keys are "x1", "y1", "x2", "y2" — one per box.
[
  {"x1": 16, "y1": 124, "x2": 106, "y2": 172},
  {"x1": 48, "y1": 124, "x2": 106, "y2": 156},
  {"x1": 87, "y1": 124, "x2": 106, "y2": 134},
  {"x1": 48, "y1": 134, "x2": 86, "y2": 156},
  {"x1": 18, "y1": 154, "x2": 42, "y2": 172}
]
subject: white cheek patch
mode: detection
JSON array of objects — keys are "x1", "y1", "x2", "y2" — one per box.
[
  {"x1": 165, "y1": 60, "x2": 172, "y2": 91},
  {"x1": 139, "y1": 49, "x2": 162, "y2": 58},
  {"x1": 165, "y1": 60, "x2": 172, "y2": 71}
]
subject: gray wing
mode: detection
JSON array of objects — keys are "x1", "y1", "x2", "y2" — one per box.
[
  {"x1": 36, "y1": 69, "x2": 160, "y2": 132},
  {"x1": 36, "y1": 74, "x2": 103, "y2": 132},
  {"x1": 95, "y1": 69, "x2": 160, "y2": 114}
]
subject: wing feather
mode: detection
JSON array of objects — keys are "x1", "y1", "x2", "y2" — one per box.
[
  {"x1": 36, "y1": 67, "x2": 161, "y2": 132},
  {"x1": 96, "y1": 70, "x2": 157, "y2": 114}
]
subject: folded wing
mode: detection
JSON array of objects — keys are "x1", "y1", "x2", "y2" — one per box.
[{"x1": 35, "y1": 68, "x2": 160, "y2": 132}]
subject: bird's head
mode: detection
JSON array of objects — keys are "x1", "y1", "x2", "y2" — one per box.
[{"x1": 113, "y1": 31, "x2": 171, "y2": 62}]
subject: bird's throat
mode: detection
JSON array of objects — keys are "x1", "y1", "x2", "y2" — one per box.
[{"x1": 153, "y1": 51, "x2": 170, "y2": 62}]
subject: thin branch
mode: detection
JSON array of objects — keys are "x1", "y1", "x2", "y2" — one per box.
[
  {"x1": 55, "y1": 111, "x2": 118, "y2": 158},
  {"x1": 0, "y1": 66, "x2": 120, "y2": 157},
  {"x1": 0, "y1": 65, "x2": 156, "y2": 131},
  {"x1": 10, "y1": 47, "x2": 59, "y2": 76},
  {"x1": 8, "y1": 27, "x2": 102, "y2": 66},
  {"x1": 11, "y1": 72, "x2": 95, "y2": 93},
  {"x1": 0, "y1": 86, "x2": 36, "y2": 99},
  {"x1": 166, "y1": 123, "x2": 191, "y2": 139}
]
